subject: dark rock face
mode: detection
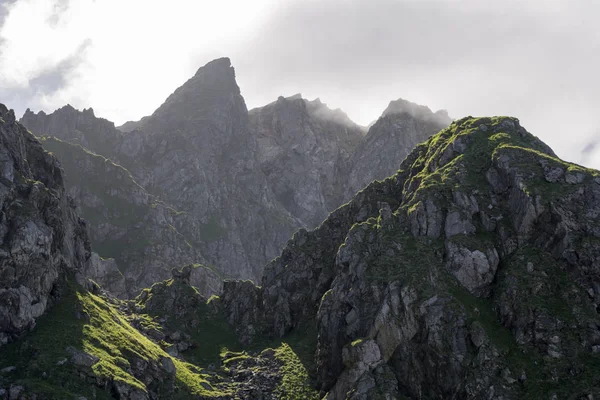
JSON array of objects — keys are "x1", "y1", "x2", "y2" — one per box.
[
  {"x1": 0, "y1": 104, "x2": 90, "y2": 346},
  {"x1": 114, "y1": 58, "x2": 301, "y2": 282},
  {"x1": 222, "y1": 116, "x2": 600, "y2": 399}
]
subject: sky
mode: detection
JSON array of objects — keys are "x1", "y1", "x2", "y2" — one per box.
[{"x1": 0, "y1": 0, "x2": 599, "y2": 167}]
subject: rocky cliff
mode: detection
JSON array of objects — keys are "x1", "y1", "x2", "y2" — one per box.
[
  {"x1": 20, "y1": 59, "x2": 451, "y2": 289},
  {"x1": 219, "y1": 116, "x2": 600, "y2": 399},
  {"x1": 20, "y1": 105, "x2": 123, "y2": 161},
  {"x1": 344, "y1": 98, "x2": 451, "y2": 200},
  {"x1": 39, "y1": 137, "x2": 222, "y2": 298},
  {"x1": 0, "y1": 104, "x2": 90, "y2": 347},
  {"x1": 2, "y1": 110, "x2": 599, "y2": 399},
  {"x1": 249, "y1": 95, "x2": 364, "y2": 227}
]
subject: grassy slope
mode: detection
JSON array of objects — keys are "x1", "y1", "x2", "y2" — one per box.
[{"x1": 0, "y1": 280, "x2": 227, "y2": 399}]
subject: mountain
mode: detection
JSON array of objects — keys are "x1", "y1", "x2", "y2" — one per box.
[
  {"x1": 19, "y1": 59, "x2": 452, "y2": 292},
  {"x1": 249, "y1": 94, "x2": 364, "y2": 227},
  {"x1": 219, "y1": 116, "x2": 600, "y2": 399},
  {"x1": 39, "y1": 137, "x2": 222, "y2": 298},
  {"x1": 22, "y1": 58, "x2": 303, "y2": 285},
  {"x1": 2, "y1": 103, "x2": 599, "y2": 399},
  {"x1": 344, "y1": 98, "x2": 451, "y2": 199},
  {"x1": 112, "y1": 58, "x2": 302, "y2": 282}
]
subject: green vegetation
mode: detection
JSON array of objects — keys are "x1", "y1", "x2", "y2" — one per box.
[
  {"x1": 135, "y1": 274, "x2": 320, "y2": 397},
  {"x1": 355, "y1": 217, "x2": 444, "y2": 297},
  {"x1": 0, "y1": 280, "x2": 229, "y2": 398},
  {"x1": 273, "y1": 343, "x2": 320, "y2": 400},
  {"x1": 139, "y1": 278, "x2": 241, "y2": 366},
  {"x1": 401, "y1": 116, "x2": 594, "y2": 212},
  {"x1": 497, "y1": 246, "x2": 597, "y2": 324}
]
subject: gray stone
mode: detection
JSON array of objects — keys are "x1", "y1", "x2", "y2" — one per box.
[
  {"x1": 8, "y1": 385, "x2": 23, "y2": 400},
  {"x1": 0, "y1": 104, "x2": 90, "y2": 347},
  {"x1": 67, "y1": 347, "x2": 99, "y2": 367}
]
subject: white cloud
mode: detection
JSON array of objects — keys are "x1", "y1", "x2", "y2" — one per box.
[
  {"x1": 0, "y1": 0, "x2": 275, "y2": 122},
  {"x1": 0, "y1": 0, "x2": 599, "y2": 167}
]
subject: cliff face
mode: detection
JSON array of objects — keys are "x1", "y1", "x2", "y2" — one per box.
[
  {"x1": 344, "y1": 98, "x2": 451, "y2": 200},
  {"x1": 20, "y1": 105, "x2": 123, "y2": 160},
  {"x1": 39, "y1": 137, "x2": 222, "y2": 298},
  {"x1": 249, "y1": 95, "x2": 364, "y2": 227},
  {"x1": 0, "y1": 104, "x2": 90, "y2": 347},
  {"x1": 113, "y1": 58, "x2": 302, "y2": 282},
  {"x1": 221, "y1": 116, "x2": 600, "y2": 399},
  {"x1": 20, "y1": 59, "x2": 451, "y2": 289}
]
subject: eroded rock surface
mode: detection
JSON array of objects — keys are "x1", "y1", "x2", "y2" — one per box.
[
  {"x1": 0, "y1": 104, "x2": 90, "y2": 346},
  {"x1": 221, "y1": 116, "x2": 600, "y2": 399}
]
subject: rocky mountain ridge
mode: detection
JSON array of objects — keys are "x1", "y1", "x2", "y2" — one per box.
[
  {"x1": 218, "y1": 116, "x2": 600, "y2": 399},
  {"x1": 19, "y1": 59, "x2": 450, "y2": 296},
  {"x1": 0, "y1": 105, "x2": 598, "y2": 399}
]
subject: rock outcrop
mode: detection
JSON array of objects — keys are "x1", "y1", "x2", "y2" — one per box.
[
  {"x1": 221, "y1": 116, "x2": 600, "y2": 399},
  {"x1": 0, "y1": 104, "x2": 90, "y2": 346}
]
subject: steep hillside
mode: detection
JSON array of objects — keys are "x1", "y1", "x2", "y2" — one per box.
[
  {"x1": 39, "y1": 137, "x2": 222, "y2": 298},
  {"x1": 220, "y1": 116, "x2": 600, "y2": 399}
]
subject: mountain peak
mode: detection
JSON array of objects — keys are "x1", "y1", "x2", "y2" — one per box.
[
  {"x1": 188, "y1": 57, "x2": 237, "y2": 91},
  {"x1": 146, "y1": 57, "x2": 243, "y2": 129}
]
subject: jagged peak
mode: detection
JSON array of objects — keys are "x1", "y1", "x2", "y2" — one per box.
[
  {"x1": 381, "y1": 98, "x2": 451, "y2": 125},
  {"x1": 193, "y1": 56, "x2": 232, "y2": 76},
  {"x1": 255, "y1": 94, "x2": 360, "y2": 129},
  {"x1": 187, "y1": 56, "x2": 238, "y2": 90},
  {"x1": 0, "y1": 104, "x2": 16, "y2": 123},
  {"x1": 82, "y1": 107, "x2": 95, "y2": 117},
  {"x1": 148, "y1": 57, "x2": 242, "y2": 123}
]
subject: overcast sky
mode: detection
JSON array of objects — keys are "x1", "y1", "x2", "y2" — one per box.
[{"x1": 1, "y1": 0, "x2": 599, "y2": 167}]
